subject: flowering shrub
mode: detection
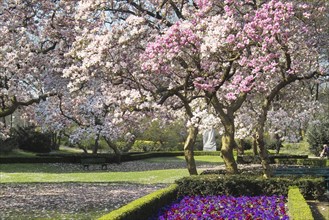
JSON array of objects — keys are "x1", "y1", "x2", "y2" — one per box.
[{"x1": 152, "y1": 195, "x2": 289, "y2": 220}]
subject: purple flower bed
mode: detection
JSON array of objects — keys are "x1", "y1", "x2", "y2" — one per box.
[{"x1": 151, "y1": 195, "x2": 289, "y2": 220}]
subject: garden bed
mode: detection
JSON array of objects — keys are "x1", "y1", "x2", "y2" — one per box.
[
  {"x1": 152, "y1": 195, "x2": 289, "y2": 220},
  {"x1": 99, "y1": 174, "x2": 326, "y2": 219}
]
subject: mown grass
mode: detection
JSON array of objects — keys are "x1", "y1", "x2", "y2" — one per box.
[
  {"x1": 0, "y1": 156, "x2": 219, "y2": 219},
  {"x1": 0, "y1": 156, "x2": 222, "y2": 184},
  {"x1": 0, "y1": 168, "x2": 189, "y2": 184}
]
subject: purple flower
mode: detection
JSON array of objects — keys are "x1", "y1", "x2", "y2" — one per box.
[{"x1": 151, "y1": 195, "x2": 289, "y2": 220}]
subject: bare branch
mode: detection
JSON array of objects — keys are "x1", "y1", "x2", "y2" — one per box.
[{"x1": 0, "y1": 92, "x2": 57, "y2": 118}]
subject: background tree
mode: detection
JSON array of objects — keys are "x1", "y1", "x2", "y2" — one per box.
[
  {"x1": 0, "y1": 0, "x2": 81, "y2": 137},
  {"x1": 306, "y1": 114, "x2": 329, "y2": 156},
  {"x1": 63, "y1": 2, "x2": 206, "y2": 175}
]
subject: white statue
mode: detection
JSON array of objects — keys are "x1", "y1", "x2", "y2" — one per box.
[{"x1": 203, "y1": 128, "x2": 217, "y2": 151}]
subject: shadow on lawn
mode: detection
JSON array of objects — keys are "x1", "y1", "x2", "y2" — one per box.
[{"x1": 307, "y1": 200, "x2": 329, "y2": 220}]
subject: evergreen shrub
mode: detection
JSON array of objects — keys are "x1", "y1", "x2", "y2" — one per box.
[
  {"x1": 0, "y1": 138, "x2": 17, "y2": 153},
  {"x1": 175, "y1": 175, "x2": 325, "y2": 200},
  {"x1": 306, "y1": 116, "x2": 329, "y2": 156},
  {"x1": 98, "y1": 184, "x2": 178, "y2": 220},
  {"x1": 274, "y1": 158, "x2": 327, "y2": 167},
  {"x1": 11, "y1": 126, "x2": 52, "y2": 153}
]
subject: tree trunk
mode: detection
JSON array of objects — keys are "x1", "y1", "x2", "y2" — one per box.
[
  {"x1": 51, "y1": 132, "x2": 60, "y2": 150},
  {"x1": 221, "y1": 128, "x2": 238, "y2": 174},
  {"x1": 238, "y1": 139, "x2": 245, "y2": 155},
  {"x1": 184, "y1": 126, "x2": 198, "y2": 175},
  {"x1": 274, "y1": 132, "x2": 283, "y2": 155},
  {"x1": 92, "y1": 132, "x2": 101, "y2": 154},
  {"x1": 255, "y1": 124, "x2": 272, "y2": 178},
  {"x1": 252, "y1": 134, "x2": 259, "y2": 156},
  {"x1": 77, "y1": 144, "x2": 88, "y2": 154},
  {"x1": 57, "y1": 132, "x2": 62, "y2": 149},
  {"x1": 207, "y1": 92, "x2": 246, "y2": 175}
]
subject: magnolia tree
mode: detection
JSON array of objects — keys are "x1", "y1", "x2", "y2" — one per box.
[
  {"x1": 61, "y1": 0, "x2": 209, "y2": 174},
  {"x1": 61, "y1": 0, "x2": 327, "y2": 174},
  {"x1": 235, "y1": 81, "x2": 324, "y2": 149},
  {"x1": 141, "y1": 0, "x2": 327, "y2": 174},
  {"x1": 3, "y1": 0, "x2": 326, "y2": 175},
  {"x1": 0, "y1": 0, "x2": 83, "y2": 138},
  {"x1": 240, "y1": 0, "x2": 328, "y2": 177},
  {"x1": 268, "y1": 81, "x2": 325, "y2": 141},
  {"x1": 34, "y1": 78, "x2": 159, "y2": 155}
]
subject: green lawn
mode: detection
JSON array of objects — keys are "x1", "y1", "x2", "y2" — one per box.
[
  {"x1": 0, "y1": 156, "x2": 223, "y2": 184},
  {"x1": 0, "y1": 156, "x2": 222, "y2": 219},
  {"x1": 0, "y1": 169, "x2": 189, "y2": 184},
  {"x1": 1, "y1": 153, "x2": 327, "y2": 220},
  {"x1": 280, "y1": 140, "x2": 313, "y2": 155}
]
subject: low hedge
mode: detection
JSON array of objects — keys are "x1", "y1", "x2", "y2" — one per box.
[
  {"x1": 288, "y1": 186, "x2": 314, "y2": 220},
  {"x1": 120, "y1": 152, "x2": 183, "y2": 161},
  {"x1": 121, "y1": 151, "x2": 221, "y2": 161},
  {"x1": 237, "y1": 154, "x2": 309, "y2": 164},
  {"x1": 0, "y1": 154, "x2": 120, "y2": 164},
  {"x1": 0, "y1": 156, "x2": 70, "y2": 163},
  {"x1": 98, "y1": 184, "x2": 178, "y2": 220},
  {"x1": 274, "y1": 158, "x2": 327, "y2": 167},
  {"x1": 175, "y1": 175, "x2": 326, "y2": 200}
]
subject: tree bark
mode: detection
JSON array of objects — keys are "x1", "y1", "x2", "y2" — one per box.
[
  {"x1": 50, "y1": 132, "x2": 61, "y2": 150},
  {"x1": 255, "y1": 124, "x2": 272, "y2": 178},
  {"x1": 221, "y1": 124, "x2": 239, "y2": 174},
  {"x1": 77, "y1": 144, "x2": 88, "y2": 154},
  {"x1": 252, "y1": 96, "x2": 272, "y2": 178},
  {"x1": 252, "y1": 133, "x2": 259, "y2": 156},
  {"x1": 184, "y1": 126, "x2": 198, "y2": 175},
  {"x1": 254, "y1": 75, "x2": 307, "y2": 178},
  {"x1": 237, "y1": 139, "x2": 245, "y2": 155},
  {"x1": 0, "y1": 93, "x2": 57, "y2": 118},
  {"x1": 208, "y1": 94, "x2": 241, "y2": 174},
  {"x1": 92, "y1": 132, "x2": 101, "y2": 154}
]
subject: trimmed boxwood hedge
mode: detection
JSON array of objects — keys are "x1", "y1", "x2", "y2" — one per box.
[
  {"x1": 98, "y1": 184, "x2": 178, "y2": 220},
  {"x1": 274, "y1": 158, "x2": 327, "y2": 167},
  {"x1": 175, "y1": 175, "x2": 326, "y2": 200},
  {"x1": 288, "y1": 186, "x2": 314, "y2": 220},
  {"x1": 121, "y1": 151, "x2": 221, "y2": 161},
  {"x1": 237, "y1": 154, "x2": 309, "y2": 164},
  {"x1": 0, "y1": 154, "x2": 120, "y2": 164}
]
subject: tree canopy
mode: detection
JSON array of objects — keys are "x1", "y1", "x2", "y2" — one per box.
[{"x1": 1, "y1": 0, "x2": 328, "y2": 174}]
